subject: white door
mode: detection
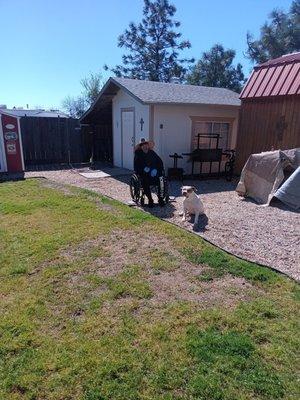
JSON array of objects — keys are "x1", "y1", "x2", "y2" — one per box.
[{"x1": 121, "y1": 110, "x2": 135, "y2": 170}]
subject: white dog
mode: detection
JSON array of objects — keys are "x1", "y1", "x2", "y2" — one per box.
[{"x1": 180, "y1": 186, "x2": 204, "y2": 226}]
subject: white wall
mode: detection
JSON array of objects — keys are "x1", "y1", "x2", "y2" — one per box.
[
  {"x1": 112, "y1": 90, "x2": 150, "y2": 168},
  {"x1": 152, "y1": 104, "x2": 239, "y2": 173}
]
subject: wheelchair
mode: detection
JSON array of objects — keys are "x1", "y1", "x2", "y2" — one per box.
[{"x1": 129, "y1": 172, "x2": 169, "y2": 206}]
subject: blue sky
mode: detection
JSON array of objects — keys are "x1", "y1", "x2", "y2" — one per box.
[{"x1": 0, "y1": 0, "x2": 292, "y2": 109}]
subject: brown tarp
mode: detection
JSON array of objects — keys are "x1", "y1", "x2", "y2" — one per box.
[{"x1": 236, "y1": 148, "x2": 300, "y2": 205}]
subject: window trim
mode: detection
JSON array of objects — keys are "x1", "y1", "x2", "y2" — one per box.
[{"x1": 189, "y1": 116, "x2": 235, "y2": 151}]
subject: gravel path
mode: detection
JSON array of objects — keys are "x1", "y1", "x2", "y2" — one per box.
[{"x1": 25, "y1": 167, "x2": 300, "y2": 281}]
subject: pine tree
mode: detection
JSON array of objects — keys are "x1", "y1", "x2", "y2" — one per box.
[
  {"x1": 186, "y1": 45, "x2": 245, "y2": 93},
  {"x1": 106, "y1": 0, "x2": 193, "y2": 82},
  {"x1": 246, "y1": 0, "x2": 300, "y2": 64}
]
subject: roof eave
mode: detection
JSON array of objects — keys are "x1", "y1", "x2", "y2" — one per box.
[
  {"x1": 241, "y1": 92, "x2": 300, "y2": 101},
  {"x1": 0, "y1": 110, "x2": 21, "y2": 119},
  {"x1": 80, "y1": 78, "x2": 114, "y2": 123},
  {"x1": 80, "y1": 77, "x2": 146, "y2": 123},
  {"x1": 111, "y1": 77, "x2": 147, "y2": 105},
  {"x1": 144, "y1": 101, "x2": 241, "y2": 107}
]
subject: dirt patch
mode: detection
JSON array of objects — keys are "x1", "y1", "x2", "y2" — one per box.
[
  {"x1": 62, "y1": 229, "x2": 181, "y2": 280},
  {"x1": 62, "y1": 229, "x2": 257, "y2": 310},
  {"x1": 40, "y1": 179, "x2": 75, "y2": 195},
  {"x1": 149, "y1": 272, "x2": 253, "y2": 307},
  {"x1": 62, "y1": 236, "x2": 108, "y2": 261}
]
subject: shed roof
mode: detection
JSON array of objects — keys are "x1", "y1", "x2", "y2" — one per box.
[
  {"x1": 0, "y1": 109, "x2": 69, "y2": 118},
  {"x1": 112, "y1": 77, "x2": 240, "y2": 106},
  {"x1": 80, "y1": 77, "x2": 240, "y2": 123},
  {"x1": 240, "y1": 52, "x2": 300, "y2": 99}
]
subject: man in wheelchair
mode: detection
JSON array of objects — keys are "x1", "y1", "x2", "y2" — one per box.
[{"x1": 134, "y1": 138, "x2": 165, "y2": 207}]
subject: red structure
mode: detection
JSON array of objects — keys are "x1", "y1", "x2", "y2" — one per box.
[
  {"x1": 0, "y1": 111, "x2": 24, "y2": 173},
  {"x1": 240, "y1": 52, "x2": 300, "y2": 99},
  {"x1": 236, "y1": 53, "x2": 300, "y2": 172}
]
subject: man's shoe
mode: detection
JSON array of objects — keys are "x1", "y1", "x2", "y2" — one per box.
[
  {"x1": 158, "y1": 198, "x2": 165, "y2": 207},
  {"x1": 148, "y1": 199, "x2": 154, "y2": 208}
]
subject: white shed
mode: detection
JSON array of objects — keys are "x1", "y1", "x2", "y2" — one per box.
[{"x1": 81, "y1": 77, "x2": 241, "y2": 173}]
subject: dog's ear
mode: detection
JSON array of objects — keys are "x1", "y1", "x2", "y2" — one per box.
[{"x1": 192, "y1": 186, "x2": 197, "y2": 192}]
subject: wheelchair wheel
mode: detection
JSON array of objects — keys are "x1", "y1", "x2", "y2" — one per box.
[
  {"x1": 154, "y1": 175, "x2": 169, "y2": 204},
  {"x1": 130, "y1": 174, "x2": 141, "y2": 203},
  {"x1": 161, "y1": 175, "x2": 170, "y2": 203}
]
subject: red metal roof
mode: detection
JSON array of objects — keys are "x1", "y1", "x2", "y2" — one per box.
[
  {"x1": 240, "y1": 52, "x2": 300, "y2": 99},
  {"x1": 260, "y1": 52, "x2": 300, "y2": 66}
]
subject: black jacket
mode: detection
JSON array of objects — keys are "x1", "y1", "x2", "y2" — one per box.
[{"x1": 134, "y1": 149, "x2": 164, "y2": 176}]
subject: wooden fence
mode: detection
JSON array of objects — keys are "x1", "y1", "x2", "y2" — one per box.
[
  {"x1": 92, "y1": 124, "x2": 113, "y2": 164},
  {"x1": 21, "y1": 117, "x2": 91, "y2": 166}
]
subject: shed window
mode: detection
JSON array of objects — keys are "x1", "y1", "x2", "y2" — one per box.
[{"x1": 192, "y1": 121, "x2": 230, "y2": 150}]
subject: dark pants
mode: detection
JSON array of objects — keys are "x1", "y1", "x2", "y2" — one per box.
[{"x1": 140, "y1": 174, "x2": 162, "y2": 201}]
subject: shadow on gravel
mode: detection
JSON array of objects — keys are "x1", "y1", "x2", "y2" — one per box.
[
  {"x1": 193, "y1": 214, "x2": 209, "y2": 232},
  {"x1": 141, "y1": 201, "x2": 177, "y2": 220}
]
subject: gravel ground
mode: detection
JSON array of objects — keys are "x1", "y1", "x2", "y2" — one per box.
[{"x1": 25, "y1": 167, "x2": 300, "y2": 281}]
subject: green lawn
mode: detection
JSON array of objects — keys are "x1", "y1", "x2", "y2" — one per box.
[{"x1": 0, "y1": 179, "x2": 299, "y2": 400}]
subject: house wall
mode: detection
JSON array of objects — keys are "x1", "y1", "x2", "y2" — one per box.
[
  {"x1": 152, "y1": 104, "x2": 239, "y2": 173},
  {"x1": 235, "y1": 96, "x2": 300, "y2": 173},
  {"x1": 112, "y1": 90, "x2": 150, "y2": 168}
]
